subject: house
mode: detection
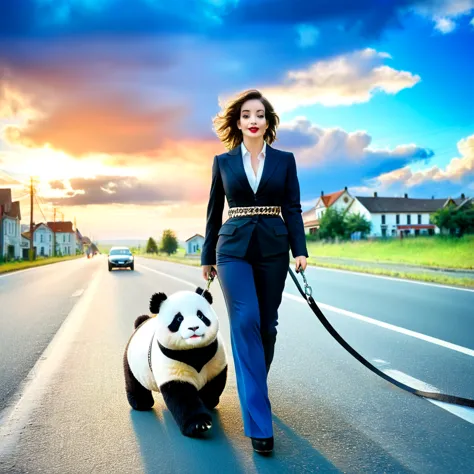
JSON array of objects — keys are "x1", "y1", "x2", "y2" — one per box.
[
  {"x1": 303, "y1": 187, "x2": 353, "y2": 235},
  {"x1": 352, "y1": 192, "x2": 471, "y2": 237},
  {"x1": 47, "y1": 221, "x2": 76, "y2": 256},
  {"x1": 0, "y1": 188, "x2": 22, "y2": 260},
  {"x1": 185, "y1": 234, "x2": 204, "y2": 255},
  {"x1": 21, "y1": 223, "x2": 54, "y2": 258},
  {"x1": 302, "y1": 187, "x2": 470, "y2": 238}
]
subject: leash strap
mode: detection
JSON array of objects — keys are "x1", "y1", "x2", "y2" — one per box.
[{"x1": 287, "y1": 267, "x2": 474, "y2": 408}]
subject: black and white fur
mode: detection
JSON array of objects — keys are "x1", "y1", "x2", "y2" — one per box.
[{"x1": 123, "y1": 287, "x2": 227, "y2": 437}]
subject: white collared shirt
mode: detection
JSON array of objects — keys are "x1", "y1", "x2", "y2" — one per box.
[{"x1": 241, "y1": 141, "x2": 266, "y2": 193}]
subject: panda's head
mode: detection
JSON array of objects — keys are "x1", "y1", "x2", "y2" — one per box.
[{"x1": 149, "y1": 287, "x2": 219, "y2": 349}]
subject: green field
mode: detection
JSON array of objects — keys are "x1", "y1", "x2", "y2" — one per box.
[
  {"x1": 0, "y1": 255, "x2": 84, "y2": 274},
  {"x1": 306, "y1": 235, "x2": 474, "y2": 269}
]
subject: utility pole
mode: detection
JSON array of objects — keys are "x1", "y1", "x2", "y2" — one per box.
[{"x1": 29, "y1": 176, "x2": 34, "y2": 261}]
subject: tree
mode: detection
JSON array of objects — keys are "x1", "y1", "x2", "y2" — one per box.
[
  {"x1": 318, "y1": 208, "x2": 346, "y2": 239},
  {"x1": 431, "y1": 207, "x2": 457, "y2": 235},
  {"x1": 146, "y1": 237, "x2": 159, "y2": 254},
  {"x1": 344, "y1": 212, "x2": 372, "y2": 238},
  {"x1": 431, "y1": 203, "x2": 474, "y2": 236},
  {"x1": 160, "y1": 229, "x2": 178, "y2": 255}
]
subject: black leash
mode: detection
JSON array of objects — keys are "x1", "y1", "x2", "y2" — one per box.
[{"x1": 287, "y1": 267, "x2": 474, "y2": 408}]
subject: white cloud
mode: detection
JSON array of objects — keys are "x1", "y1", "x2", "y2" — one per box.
[
  {"x1": 262, "y1": 48, "x2": 420, "y2": 111},
  {"x1": 357, "y1": 134, "x2": 474, "y2": 194},
  {"x1": 434, "y1": 17, "x2": 456, "y2": 33},
  {"x1": 277, "y1": 117, "x2": 432, "y2": 167},
  {"x1": 415, "y1": 0, "x2": 474, "y2": 33}
]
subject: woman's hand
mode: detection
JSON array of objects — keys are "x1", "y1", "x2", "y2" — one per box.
[
  {"x1": 295, "y1": 256, "x2": 307, "y2": 273},
  {"x1": 202, "y1": 265, "x2": 217, "y2": 281}
]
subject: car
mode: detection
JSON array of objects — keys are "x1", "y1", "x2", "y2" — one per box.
[{"x1": 108, "y1": 246, "x2": 134, "y2": 271}]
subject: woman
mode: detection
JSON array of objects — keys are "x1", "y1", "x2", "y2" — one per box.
[{"x1": 201, "y1": 89, "x2": 308, "y2": 455}]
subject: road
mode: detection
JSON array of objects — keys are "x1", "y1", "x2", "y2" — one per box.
[{"x1": 0, "y1": 255, "x2": 473, "y2": 473}]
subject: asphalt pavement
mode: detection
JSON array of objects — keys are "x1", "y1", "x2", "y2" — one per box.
[{"x1": 0, "y1": 255, "x2": 473, "y2": 473}]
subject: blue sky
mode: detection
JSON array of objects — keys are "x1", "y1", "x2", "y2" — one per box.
[{"x1": 0, "y1": 0, "x2": 473, "y2": 238}]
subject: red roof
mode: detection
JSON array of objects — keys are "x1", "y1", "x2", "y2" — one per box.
[
  {"x1": 47, "y1": 221, "x2": 74, "y2": 233},
  {"x1": 5, "y1": 201, "x2": 21, "y2": 219},
  {"x1": 321, "y1": 190, "x2": 345, "y2": 207}
]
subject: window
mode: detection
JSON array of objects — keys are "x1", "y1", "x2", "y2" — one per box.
[
  {"x1": 40, "y1": 234, "x2": 44, "y2": 243},
  {"x1": 396, "y1": 214, "x2": 400, "y2": 224},
  {"x1": 407, "y1": 215, "x2": 411, "y2": 225},
  {"x1": 381, "y1": 214, "x2": 386, "y2": 225},
  {"x1": 418, "y1": 214, "x2": 422, "y2": 224}
]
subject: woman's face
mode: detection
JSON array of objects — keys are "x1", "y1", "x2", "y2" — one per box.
[{"x1": 237, "y1": 99, "x2": 268, "y2": 141}]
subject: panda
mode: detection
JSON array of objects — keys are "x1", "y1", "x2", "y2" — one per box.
[{"x1": 123, "y1": 287, "x2": 227, "y2": 437}]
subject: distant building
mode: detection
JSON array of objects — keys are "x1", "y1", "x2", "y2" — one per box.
[
  {"x1": 47, "y1": 221, "x2": 76, "y2": 255},
  {"x1": 185, "y1": 234, "x2": 204, "y2": 255},
  {"x1": 303, "y1": 188, "x2": 470, "y2": 237},
  {"x1": 21, "y1": 223, "x2": 54, "y2": 258},
  {"x1": 0, "y1": 188, "x2": 22, "y2": 260}
]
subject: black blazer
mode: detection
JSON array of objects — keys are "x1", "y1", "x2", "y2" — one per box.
[{"x1": 201, "y1": 143, "x2": 309, "y2": 266}]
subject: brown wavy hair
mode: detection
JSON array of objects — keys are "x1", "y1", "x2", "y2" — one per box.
[{"x1": 213, "y1": 89, "x2": 280, "y2": 150}]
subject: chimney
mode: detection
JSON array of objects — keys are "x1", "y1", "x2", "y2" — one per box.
[
  {"x1": 321, "y1": 191, "x2": 324, "y2": 197},
  {"x1": 374, "y1": 192, "x2": 377, "y2": 198},
  {"x1": 461, "y1": 193, "x2": 465, "y2": 200},
  {"x1": 344, "y1": 186, "x2": 347, "y2": 191},
  {"x1": 404, "y1": 193, "x2": 408, "y2": 198}
]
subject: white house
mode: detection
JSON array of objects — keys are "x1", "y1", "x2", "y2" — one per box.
[
  {"x1": 47, "y1": 221, "x2": 76, "y2": 256},
  {"x1": 0, "y1": 188, "x2": 22, "y2": 260},
  {"x1": 185, "y1": 234, "x2": 204, "y2": 255},
  {"x1": 21, "y1": 223, "x2": 55, "y2": 257},
  {"x1": 303, "y1": 187, "x2": 468, "y2": 237},
  {"x1": 303, "y1": 187, "x2": 353, "y2": 235}
]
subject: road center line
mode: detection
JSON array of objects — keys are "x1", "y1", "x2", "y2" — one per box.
[
  {"x1": 139, "y1": 263, "x2": 474, "y2": 358},
  {"x1": 283, "y1": 292, "x2": 474, "y2": 358},
  {"x1": 383, "y1": 369, "x2": 474, "y2": 425}
]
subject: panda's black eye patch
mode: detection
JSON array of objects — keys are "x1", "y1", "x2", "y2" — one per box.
[
  {"x1": 168, "y1": 312, "x2": 184, "y2": 333},
  {"x1": 197, "y1": 310, "x2": 211, "y2": 327}
]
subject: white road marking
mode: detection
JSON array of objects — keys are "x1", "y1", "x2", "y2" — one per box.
[
  {"x1": 136, "y1": 256, "x2": 474, "y2": 292},
  {"x1": 383, "y1": 369, "x2": 474, "y2": 425},
  {"x1": 139, "y1": 264, "x2": 201, "y2": 288},
  {"x1": 0, "y1": 270, "x2": 102, "y2": 457},
  {"x1": 140, "y1": 261, "x2": 474, "y2": 422},
  {"x1": 138, "y1": 262, "x2": 474, "y2": 358},
  {"x1": 306, "y1": 264, "x2": 474, "y2": 293},
  {"x1": 71, "y1": 289, "x2": 84, "y2": 297},
  {"x1": 283, "y1": 292, "x2": 474, "y2": 358}
]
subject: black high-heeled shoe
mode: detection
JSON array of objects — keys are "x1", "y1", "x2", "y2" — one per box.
[{"x1": 251, "y1": 436, "x2": 274, "y2": 454}]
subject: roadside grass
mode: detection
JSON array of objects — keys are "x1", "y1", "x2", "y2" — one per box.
[
  {"x1": 139, "y1": 251, "x2": 474, "y2": 289},
  {"x1": 0, "y1": 255, "x2": 84, "y2": 274},
  {"x1": 306, "y1": 235, "x2": 474, "y2": 270}
]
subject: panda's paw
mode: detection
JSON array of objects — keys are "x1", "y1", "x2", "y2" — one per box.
[
  {"x1": 183, "y1": 413, "x2": 212, "y2": 437},
  {"x1": 127, "y1": 393, "x2": 154, "y2": 411}
]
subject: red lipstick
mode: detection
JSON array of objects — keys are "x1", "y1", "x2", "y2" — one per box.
[{"x1": 249, "y1": 127, "x2": 259, "y2": 133}]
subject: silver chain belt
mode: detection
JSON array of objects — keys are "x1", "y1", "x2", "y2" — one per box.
[{"x1": 228, "y1": 205, "x2": 281, "y2": 218}]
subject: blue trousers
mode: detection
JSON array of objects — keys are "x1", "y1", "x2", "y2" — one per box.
[{"x1": 216, "y1": 231, "x2": 289, "y2": 438}]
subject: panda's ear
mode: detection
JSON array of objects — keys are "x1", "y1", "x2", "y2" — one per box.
[
  {"x1": 196, "y1": 287, "x2": 213, "y2": 305},
  {"x1": 150, "y1": 292, "x2": 167, "y2": 313}
]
